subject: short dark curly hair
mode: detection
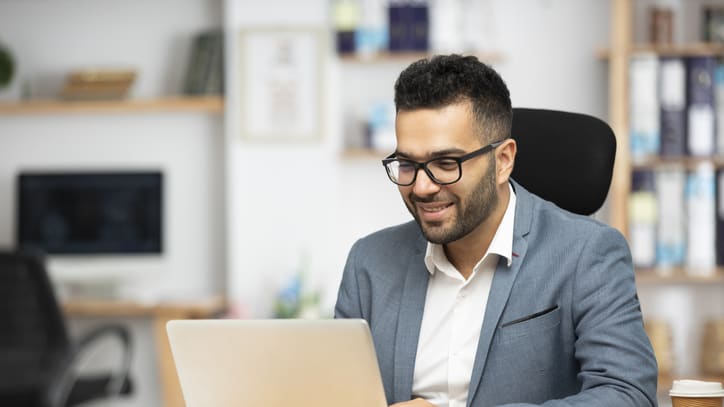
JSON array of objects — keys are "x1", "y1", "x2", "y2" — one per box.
[{"x1": 394, "y1": 54, "x2": 512, "y2": 143}]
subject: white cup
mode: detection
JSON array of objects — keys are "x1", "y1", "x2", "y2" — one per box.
[{"x1": 670, "y1": 380, "x2": 724, "y2": 407}]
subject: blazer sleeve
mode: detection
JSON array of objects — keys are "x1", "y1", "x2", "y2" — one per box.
[
  {"x1": 497, "y1": 227, "x2": 659, "y2": 407},
  {"x1": 334, "y1": 238, "x2": 364, "y2": 320}
]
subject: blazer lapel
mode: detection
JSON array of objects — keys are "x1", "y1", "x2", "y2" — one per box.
[
  {"x1": 393, "y1": 236, "x2": 429, "y2": 402},
  {"x1": 467, "y1": 180, "x2": 534, "y2": 405}
]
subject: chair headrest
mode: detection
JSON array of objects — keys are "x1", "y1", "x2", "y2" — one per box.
[{"x1": 510, "y1": 108, "x2": 616, "y2": 216}]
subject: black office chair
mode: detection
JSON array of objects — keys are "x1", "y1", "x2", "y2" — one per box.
[
  {"x1": 510, "y1": 108, "x2": 616, "y2": 216},
  {"x1": 0, "y1": 250, "x2": 133, "y2": 407}
]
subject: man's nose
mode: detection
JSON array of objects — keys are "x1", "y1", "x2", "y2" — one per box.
[{"x1": 412, "y1": 168, "x2": 441, "y2": 196}]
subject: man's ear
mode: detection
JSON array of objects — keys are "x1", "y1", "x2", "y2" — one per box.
[{"x1": 496, "y1": 138, "x2": 516, "y2": 185}]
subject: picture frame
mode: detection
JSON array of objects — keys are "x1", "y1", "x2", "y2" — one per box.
[{"x1": 238, "y1": 26, "x2": 326, "y2": 142}]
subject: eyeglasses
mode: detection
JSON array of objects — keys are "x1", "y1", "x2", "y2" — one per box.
[{"x1": 382, "y1": 140, "x2": 505, "y2": 186}]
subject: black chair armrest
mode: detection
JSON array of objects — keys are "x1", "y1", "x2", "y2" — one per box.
[{"x1": 46, "y1": 324, "x2": 133, "y2": 407}]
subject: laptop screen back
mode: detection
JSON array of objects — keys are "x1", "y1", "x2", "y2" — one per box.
[{"x1": 167, "y1": 319, "x2": 388, "y2": 407}]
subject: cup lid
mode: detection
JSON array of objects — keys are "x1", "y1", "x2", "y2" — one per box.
[{"x1": 669, "y1": 380, "x2": 724, "y2": 397}]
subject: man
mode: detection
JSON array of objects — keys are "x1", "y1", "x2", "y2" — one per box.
[{"x1": 335, "y1": 55, "x2": 658, "y2": 407}]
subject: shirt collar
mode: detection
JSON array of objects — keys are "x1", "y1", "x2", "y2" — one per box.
[{"x1": 424, "y1": 182, "x2": 517, "y2": 275}]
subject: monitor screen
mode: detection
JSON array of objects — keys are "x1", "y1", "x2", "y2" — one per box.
[{"x1": 16, "y1": 171, "x2": 163, "y2": 255}]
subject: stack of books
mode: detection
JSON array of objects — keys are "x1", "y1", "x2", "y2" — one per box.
[{"x1": 60, "y1": 69, "x2": 136, "y2": 100}]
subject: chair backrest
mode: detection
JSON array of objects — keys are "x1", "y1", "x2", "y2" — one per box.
[
  {"x1": 0, "y1": 250, "x2": 71, "y2": 374},
  {"x1": 510, "y1": 108, "x2": 616, "y2": 216}
]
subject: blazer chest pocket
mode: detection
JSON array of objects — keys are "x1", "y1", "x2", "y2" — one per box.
[{"x1": 496, "y1": 305, "x2": 560, "y2": 343}]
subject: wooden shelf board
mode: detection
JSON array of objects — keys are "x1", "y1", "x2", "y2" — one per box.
[
  {"x1": 63, "y1": 295, "x2": 226, "y2": 318},
  {"x1": 598, "y1": 42, "x2": 724, "y2": 59},
  {"x1": 636, "y1": 268, "x2": 724, "y2": 284},
  {"x1": 339, "y1": 50, "x2": 504, "y2": 64},
  {"x1": 341, "y1": 148, "x2": 390, "y2": 159},
  {"x1": 631, "y1": 156, "x2": 724, "y2": 171},
  {"x1": 0, "y1": 96, "x2": 224, "y2": 115}
]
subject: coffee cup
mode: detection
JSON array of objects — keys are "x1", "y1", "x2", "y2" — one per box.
[{"x1": 670, "y1": 380, "x2": 724, "y2": 407}]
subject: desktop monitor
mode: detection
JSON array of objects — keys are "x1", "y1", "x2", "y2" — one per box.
[{"x1": 16, "y1": 171, "x2": 163, "y2": 255}]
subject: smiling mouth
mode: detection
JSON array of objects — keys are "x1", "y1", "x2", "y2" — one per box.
[{"x1": 418, "y1": 203, "x2": 453, "y2": 213}]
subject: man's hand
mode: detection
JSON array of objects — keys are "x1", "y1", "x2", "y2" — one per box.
[{"x1": 389, "y1": 398, "x2": 436, "y2": 407}]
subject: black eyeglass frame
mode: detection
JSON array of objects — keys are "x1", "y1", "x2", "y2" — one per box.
[{"x1": 382, "y1": 139, "x2": 506, "y2": 186}]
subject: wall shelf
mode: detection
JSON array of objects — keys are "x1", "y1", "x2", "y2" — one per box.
[
  {"x1": 341, "y1": 148, "x2": 390, "y2": 159},
  {"x1": 631, "y1": 156, "x2": 724, "y2": 171},
  {"x1": 636, "y1": 268, "x2": 724, "y2": 284},
  {"x1": 0, "y1": 96, "x2": 224, "y2": 115},
  {"x1": 598, "y1": 42, "x2": 724, "y2": 59},
  {"x1": 339, "y1": 50, "x2": 504, "y2": 64}
]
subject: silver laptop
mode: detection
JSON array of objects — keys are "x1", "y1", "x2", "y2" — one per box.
[{"x1": 166, "y1": 318, "x2": 388, "y2": 407}]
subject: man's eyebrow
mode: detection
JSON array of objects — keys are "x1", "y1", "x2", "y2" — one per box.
[{"x1": 395, "y1": 148, "x2": 468, "y2": 160}]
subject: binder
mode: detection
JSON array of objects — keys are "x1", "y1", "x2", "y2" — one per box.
[
  {"x1": 715, "y1": 62, "x2": 724, "y2": 155},
  {"x1": 630, "y1": 170, "x2": 658, "y2": 268},
  {"x1": 408, "y1": 0, "x2": 429, "y2": 52},
  {"x1": 655, "y1": 167, "x2": 686, "y2": 270},
  {"x1": 686, "y1": 56, "x2": 717, "y2": 156},
  {"x1": 659, "y1": 57, "x2": 687, "y2": 156},
  {"x1": 629, "y1": 54, "x2": 660, "y2": 159},
  {"x1": 388, "y1": 0, "x2": 409, "y2": 52},
  {"x1": 686, "y1": 162, "x2": 717, "y2": 273},
  {"x1": 717, "y1": 170, "x2": 724, "y2": 266}
]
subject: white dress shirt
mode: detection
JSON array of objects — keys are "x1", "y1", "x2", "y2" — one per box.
[{"x1": 412, "y1": 183, "x2": 516, "y2": 407}]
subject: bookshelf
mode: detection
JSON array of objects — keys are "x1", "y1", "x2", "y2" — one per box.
[
  {"x1": 0, "y1": 96, "x2": 224, "y2": 115},
  {"x1": 606, "y1": 0, "x2": 724, "y2": 281},
  {"x1": 606, "y1": 0, "x2": 724, "y2": 392}
]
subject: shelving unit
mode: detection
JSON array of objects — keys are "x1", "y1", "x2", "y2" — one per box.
[
  {"x1": 606, "y1": 0, "x2": 724, "y2": 391},
  {"x1": 0, "y1": 96, "x2": 223, "y2": 115}
]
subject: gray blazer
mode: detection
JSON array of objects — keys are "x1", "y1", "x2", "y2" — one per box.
[{"x1": 335, "y1": 180, "x2": 658, "y2": 406}]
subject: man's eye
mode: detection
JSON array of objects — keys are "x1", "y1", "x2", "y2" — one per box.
[
  {"x1": 398, "y1": 162, "x2": 415, "y2": 172},
  {"x1": 434, "y1": 159, "x2": 459, "y2": 171}
]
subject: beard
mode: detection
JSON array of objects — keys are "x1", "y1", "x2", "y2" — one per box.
[{"x1": 404, "y1": 157, "x2": 499, "y2": 244}]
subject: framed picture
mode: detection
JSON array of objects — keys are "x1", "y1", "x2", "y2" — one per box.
[{"x1": 238, "y1": 26, "x2": 325, "y2": 142}]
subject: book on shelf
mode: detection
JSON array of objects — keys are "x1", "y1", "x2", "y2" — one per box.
[
  {"x1": 183, "y1": 29, "x2": 224, "y2": 96},
  {"x1": 686, "y1": 56, "x2": 716, "y2": 157},
  {"x1": 630, "y1": 169, "x2": 658, "y2": 268},
  {"x1": 702, "y1": 5, "x2": 724, "y2": 43},
  {"x1": 659, "y1": 57, "x2": 687, "y2": 156},
  {"x1": 332, "y1": 0, "x2": 359, "y2": 54},
  {"x1": 656, "y1": 167, "x2": 686, "y2": 270},
  {"x1": 717, "y1": 170, "x2": 724, "y2": 266},
  {"x1": 686, "y1": 162, "x2": 717, "y2": 274},
  {"x1": 409, "y1": 0, "x2": 429, "y2": 52},
  {"x1": 715, "y1": 64, "x2": 724, "y2": 156},
  {"x1": 388, "y1": 0, "x2": 429, "y2": 52},
  {"x1": 630, "y1": 54, "x2": 660, "y2": 159}
]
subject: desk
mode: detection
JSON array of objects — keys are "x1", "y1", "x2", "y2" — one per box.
[{"x1": 63, "y1": 296, "x2": 226, "y2": 407}]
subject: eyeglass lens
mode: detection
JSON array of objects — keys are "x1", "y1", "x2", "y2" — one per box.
[{"x1": 387, "y1": 157, "x2": 461, "y2": 185}]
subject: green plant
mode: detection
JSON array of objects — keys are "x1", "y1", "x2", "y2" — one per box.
[{"x1": 0, "y1": 44, "x2": 15, "y2": 88}]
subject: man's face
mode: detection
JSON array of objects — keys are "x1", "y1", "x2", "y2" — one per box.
[{"x1": 394, "y1": 103, "x2": 500, "y2": 244}]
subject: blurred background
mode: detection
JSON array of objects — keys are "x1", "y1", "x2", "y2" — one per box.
[{"x1": 0, "y1": 0, "x2": 723, "y2": 406}]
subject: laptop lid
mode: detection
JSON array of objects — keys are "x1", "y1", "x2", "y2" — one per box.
[{"x1": 166, "y1": 318, "x2": 388, "y2": 407}]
